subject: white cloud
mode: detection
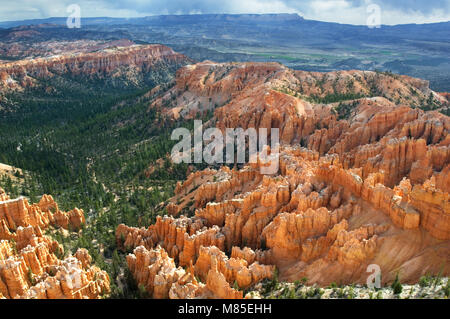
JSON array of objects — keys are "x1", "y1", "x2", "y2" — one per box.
[
  {"x1": 310, "y1": 0, "x2": 351, "y2": 12},
  {"x1": 226, "y1": 0, "x2": 299, "y2": 14},
  {"x1": 297, "y1": 0, "x2": 450, "y2": 25}
]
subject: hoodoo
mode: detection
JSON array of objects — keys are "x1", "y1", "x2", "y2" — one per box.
[
  {"x1": 118, "y1": 61, "x2": 449, "y2": 296},
  {"x1": 0, "y1": 190, "x2": 110, "y2": 299}
]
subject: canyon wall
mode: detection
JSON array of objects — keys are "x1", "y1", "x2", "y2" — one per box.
[{"x1": 0, "y1": 44, "x2": 192, "y2": 91}]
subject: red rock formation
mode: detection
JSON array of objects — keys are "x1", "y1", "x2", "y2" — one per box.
[
  {"x1": 0, "y1": 44, "x2": 191, "y2": 91},
  {"x1": 0, "y1": 36, "x2": 136, "y2": 60},
  {"x1": 194, "y1": 245, "x2": 273, "y2": 289},
  {"x1": 19, "y1": 254, "x2": 110, "y2": 299},
  {"x1": 0, "y1": 188, "x2": 9, "y2": 202},
  {"x1": 127, "y1": 245, "x2": 186, "y2": 299},
  {"x1": 326, "y1": 224, "x2": 388, "y2": 267},
  {"x1": 116, "y1": 215, "x2": 225, "y2": 267},
  {"x1": 127, "y1": 245, "x2": 243, "y2": 299},
  {"x1": 0, "y1": 192, "x2": 109, "y2": 299},
  {"x1": 0, "y1": 195, "x2": 85, "y2": 231},
  {"x1": 118, "y1": 61, "x2": 449, "y2": 291},
  {"x1": 410, "y1": 178, "x2": 450, "y2": 240}
]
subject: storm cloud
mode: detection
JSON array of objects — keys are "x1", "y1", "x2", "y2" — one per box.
[{"x1": 0, "y1": 0, "x2": 449, "y2": 25}]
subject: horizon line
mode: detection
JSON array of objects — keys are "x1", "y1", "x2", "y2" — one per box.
[{"x1": 0, "y1": 13, "x2": 449, "y2": 27}]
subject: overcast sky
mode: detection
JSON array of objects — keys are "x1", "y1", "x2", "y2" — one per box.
[{"x1": 0, "y1": 0, "x2": 449, "y2": 25}]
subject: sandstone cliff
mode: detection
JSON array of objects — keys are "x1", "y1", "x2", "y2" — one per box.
[{"x1": 0, "y1": 44, "x2": 191, "y2": 91}]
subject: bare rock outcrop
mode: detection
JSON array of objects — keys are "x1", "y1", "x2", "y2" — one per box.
[
  {"x1": 119, "y1": 61, "x2": 449, "y2": 291},
  {"x1": 127, "y1": 245, "x2": 243, "y2": 299},
  {"x1": 0, "y1": 192, "x2": 109, "y2": 299},
  {"x1": 0, "y1": 195, "x2": 85, "y2": 231},
  {"x1": 194, "y1": 246, "x2": 273, "y2": 289},
  {"x1": 0, "y1": 44, "x2": 191, "y2": 91}
]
